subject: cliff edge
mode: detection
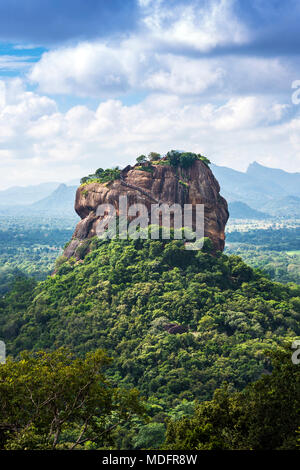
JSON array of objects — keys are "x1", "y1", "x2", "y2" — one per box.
[{"x1": 63, "y1": 158, "x2": 229, "y2": 259}]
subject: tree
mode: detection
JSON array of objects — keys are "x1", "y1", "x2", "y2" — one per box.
[
  {"x1": 166, "y1": 150, "x2": 181, "y2": 167},
  {"x1": 197, "y1": 155, "x2": 211, "y2": 167},
  {"x1": 95, "y1": 168, "x2": 104, "y2": 177},
  {"x1": 2, "y1": 235, "x2": 300, "y2": 424},
  {"x1": 0, "y1": 349, "x2": 145, "y2": 450},
  {"x1": 134, "y1": 423, "x2": 165, "y2": 449},
  {"x1": 179, "y1": 152, "x2": 197, "y2": 168},
  {"x1": 164, "y1": 347, "x2": 300, "y2": 450},
  {"x1": 136, "y1": 155, "x2": 147, "y2": 164},
  {"x1": 166, "y1": 151, "x2": 199, "y2": 169},
  {"x1": 148, "y1": 152, "x2": 161, "y2": 162}
]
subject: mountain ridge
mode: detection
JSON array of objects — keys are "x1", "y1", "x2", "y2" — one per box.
[
  {"x1": 212, "y1": 161, "x2": 300, "y2": 217},
  {"x1": 0, "y1": 162, "x2": 299, "y2": 219}
]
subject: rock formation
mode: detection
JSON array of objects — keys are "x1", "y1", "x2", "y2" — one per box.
[{"x1": 63, "y1": 159, "x2": 229, "y2": 260}]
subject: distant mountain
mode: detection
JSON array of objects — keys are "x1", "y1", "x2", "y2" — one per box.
[
  {"x1": 211, "y1": 164, "x2": 283, "y2": 207},
  {"x1": 261, "y1": 195, "x2": 300, "y2": 218},
  {"x1": 228, "y1": 202, "x2": 271, "y2": 219},
  {"x1": 0, "y1": 183, "x2": 78, "y2": 218},
  {"x1": 1, "y1": 162, "x2": 299, "y2": 220},
  {"x1": 30, "y1": 184, "x2": 77, "y2": 215},
  {"x1": 0, "y1": 182, "x2": 60, "y2": 206},
  {"x1": 213, "y1": 162, "x2": 300, "y2": 218},
  {"x1": 247, "y1": 162, "x2": 300, "y2": 197}
]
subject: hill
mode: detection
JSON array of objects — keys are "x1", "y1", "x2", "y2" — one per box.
[
  {"x1": 65, "y1": 155, "x2": 229, "y2": 259},
  {"x1": 0, "y1": 182, "x2": 61, "y2": 206},
  {"x1": 30, "y1": 183, "x2": 77, "y2": 215},
  {"x1": 0, "y1": 184, "x2": 77, "y2": 217},
  {"x1": 228, "y1": 201, "x2": 270, "y2": 219},
  {"x1": 212, "y1": 162, "x2": 300, "y2": 218},
  {"x1": 1, "y1": 154, "x2": 300, "y2": 450},
  {"x1": 1, "y1": 154, "x2": 299, "y2": 412},
  {"x1": 1, "y1": 161, "x2": 299, "y2": 219},
  {"x1": 261, "y1": 195, "x2": 300, "y2": 218},
  {"x1": 247, "y1": 161, "x2": 300, "y2": 197},
  {"x1": 2, "y1": 236, "x2": 299, "y2": 409},
  {"x1": 211, "y1": 163, "x2": 283, "y2": 207}
]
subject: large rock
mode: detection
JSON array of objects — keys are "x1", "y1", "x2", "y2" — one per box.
[{"x1": 63, "y1": 160, "x2": 229, "y2": 259}]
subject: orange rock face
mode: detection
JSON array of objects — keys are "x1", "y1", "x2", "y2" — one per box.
[{"x1": 63, "y1": 160, "x2": 229, "y2": 259}]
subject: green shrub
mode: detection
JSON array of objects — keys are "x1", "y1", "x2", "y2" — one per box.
[
  {"x1": 148, "y1": 152, "x2": 161, "y2": 162},
  {"x1": 166, "y1": 150, "x2": 210, "y2": 169},
  {"x1": 80, "y1": 167, "x2": 121, "y2": 186},
  {"x1": 136, "y1": 155, "x2": 148, "y2": 164},
  {"x1": 136, "y1": 166, "x2": 154, "y2": 173}
]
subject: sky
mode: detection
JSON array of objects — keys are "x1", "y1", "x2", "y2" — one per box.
[{"x1": 0, "y1": 0, "x2": 300, "y2": 189}]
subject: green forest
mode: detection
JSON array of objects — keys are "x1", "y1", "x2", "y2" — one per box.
[
  {"x1": 1, "y1": 232, "x2": 300, "y2": 449},
  {"x1": 1, "y1": 0, "x2": 300, "y2": 454},
  {"x1": 226, "y1": 226, "x2": 300, "y2": 284},
  {"x1": 0, "y1": 170, "x2": 299, "y2": 450},
  {"x1": 0, "y1": 215, "x2": 76, "y2": 294}
]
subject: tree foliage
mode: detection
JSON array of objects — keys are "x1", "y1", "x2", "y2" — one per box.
[
  {"x1": 164, "y1": 347, "x2": 300, "y2": 450},
  {"x1": 80, "y1": 167, "x2": 121, "y2": 186},
  {"x1": 1, "y1": 237, "x2": 299, "y2": 413},
  {"x1": 0, "y1": 348, "x2": 145, "y2": 450}
]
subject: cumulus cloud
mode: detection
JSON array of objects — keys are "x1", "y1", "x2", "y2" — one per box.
[
  {"x1": 28, "y1": 36, "x2": 295, "y2": 101},
  {"x1": 1, "y1": 0, "x2": 300, "y2": 188},
  {"x1": 0, "y1": 79, "x2": 56, "y2": 146},
  {"x1": 143, "y1": 55, "x2": 225, "y2": 94},
  {"x1": 28, "y1": 0, "x2": 251, "y2": 98},
  {"x1": 140, "y1": 0, "x2": 249, "y2": 52},
  {"x1": 30, "y1": 39, "x2": 229, "y2": 97},
  {"x1": 212, "y1": 96, "x2": 289, "y2": 131},
  {"x1": 27, "y1": 0, "x2": 297, "y2": 102},
  {"x1": 0, "y1": 76, "x2": 299, "y2": 189},
  {"x1": 29, "y1": 39, "x2": 149, "y2": 97}
]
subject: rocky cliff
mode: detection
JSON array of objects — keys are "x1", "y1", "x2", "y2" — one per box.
[{"x1": 63, "y1": 159, "x2": 229, "y2": 260}]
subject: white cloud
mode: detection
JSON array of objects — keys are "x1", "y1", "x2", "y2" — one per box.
[
  {"x1": 141, "y1": 0, "x2": 248, "y2": 52},
  {"x1": 0, "y1": 76, "x2": 299, "y2": 189},
  {"x1": 212, "y1": 96, "x2": 289, "y2": 131},
  {"x1": 27, "y1": 0, "x2": 295, "y2": 107},
  {"x1": 0, "y1": 55, "x2": 35, "y2": 72},
  {"x1": 30, "y1": 39, "x2": 227, "y2": 97},
  {"x1": 0, "y1": 78, "x2": 56, "y2": 148},
  {"x1": 143, "y1": 55, "x2": 224, "y2": 94},
  {"x1": 28, "y1": 0, "x2": 250, "y2": 98},
  {"x1": 1, "y1": 0, "x2": 300, "y2": 192},
  {"x1": 29, "y1": 42, "x2": 137, "y2": 97}
]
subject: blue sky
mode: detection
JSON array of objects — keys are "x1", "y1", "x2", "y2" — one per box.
[{"x1": 0, "y1": 0, "x2": 300, "y2": 188}]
